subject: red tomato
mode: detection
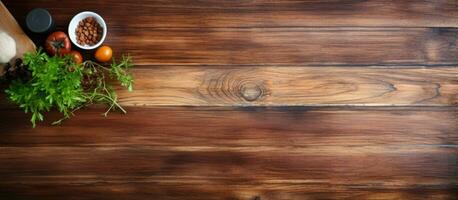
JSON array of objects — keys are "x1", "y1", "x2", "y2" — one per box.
[
  {"x1": 45, "y1": 31, "x2": 72, "y2": 56},
  {"x1": 66, "y1": 50, "x2": 84, "y2": 64}
]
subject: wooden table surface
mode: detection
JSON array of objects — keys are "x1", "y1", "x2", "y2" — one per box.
[{"x1": 1, "y1": 1, "x2": 457, "y2": 199}]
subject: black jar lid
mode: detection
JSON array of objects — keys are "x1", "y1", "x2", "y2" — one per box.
[{"x1": 26, "y1": 8, "x2": 53, "y2": 33}]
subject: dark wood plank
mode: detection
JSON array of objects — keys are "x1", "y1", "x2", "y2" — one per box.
[
  {"x1": 1, "y1": 107, "x2": 457, "y2": 146},
  {"x1": 0, "y1": 146, "x2": 456, "y2": 200},
  {"x1": 102, "y1": 28, "x2": 458, "y2": 65},
  {"x1": 4, "y1": 1, "x2": 457, "y2": 65},
  {"x1": 0, "y1": 107, "x2": 456, "y2": 199},
  {"x1": 4, "y1": 0, "x2": 458, "y2": 28},
  {"x1": 1, "y1": 146, "x2": 454, "y2": 179},
  {"x1": 0, "y1": 181, "x2": 456, "y2": 200}
]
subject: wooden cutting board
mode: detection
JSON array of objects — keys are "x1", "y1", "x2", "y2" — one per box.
[{"x1": 0, "y1": 1, "x2": 36, "y2": 75}]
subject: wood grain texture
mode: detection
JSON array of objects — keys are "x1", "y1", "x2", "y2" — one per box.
[
  {"x1": 103, "y1": 27, "x2": 458, "y2": 65},
  {"x1": 3, "y1": 0, "x2": 458, "y2": 28},
  {"x1": 0, "y1": 107, "x2": 457, "y2": 199},
  {"x1": 1, "y1": 0, "x2": 457, "y2": 199},
  {"x1": 2, "y1": 66, "x2": 456, "y2": 107},
  {"x1": 111, "y1": 67, "x2": 458, "y2": 106}
]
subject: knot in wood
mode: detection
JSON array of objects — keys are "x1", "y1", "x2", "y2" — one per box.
[{"x1": 240, "y1": 82, "x2": 263, "y2": 102}]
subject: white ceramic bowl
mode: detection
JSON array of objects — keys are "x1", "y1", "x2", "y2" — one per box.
[{"x1": 68, "y1": 11, "x2": 107, "y2": 50}]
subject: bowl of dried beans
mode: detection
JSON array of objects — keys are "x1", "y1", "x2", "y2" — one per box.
[{"x1": 68, "y1": 11, "x2": 107, "y2": 50}]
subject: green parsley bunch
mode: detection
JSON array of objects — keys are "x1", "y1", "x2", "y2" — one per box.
[{"x1": 5, "y1": 49, "x2": 133, "y2": 127}]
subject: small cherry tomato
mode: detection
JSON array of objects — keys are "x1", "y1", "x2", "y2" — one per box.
[
  {"x1": 94, "y1": 45, "x2": 113, "y2": 63},
  {"x1": 66, "y1": 50, "x2": 84, "y2": 64}
]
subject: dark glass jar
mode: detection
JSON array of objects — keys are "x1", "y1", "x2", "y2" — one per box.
[{"x1": 25, "y1": 8, "x2": 54, "y2": 34}]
